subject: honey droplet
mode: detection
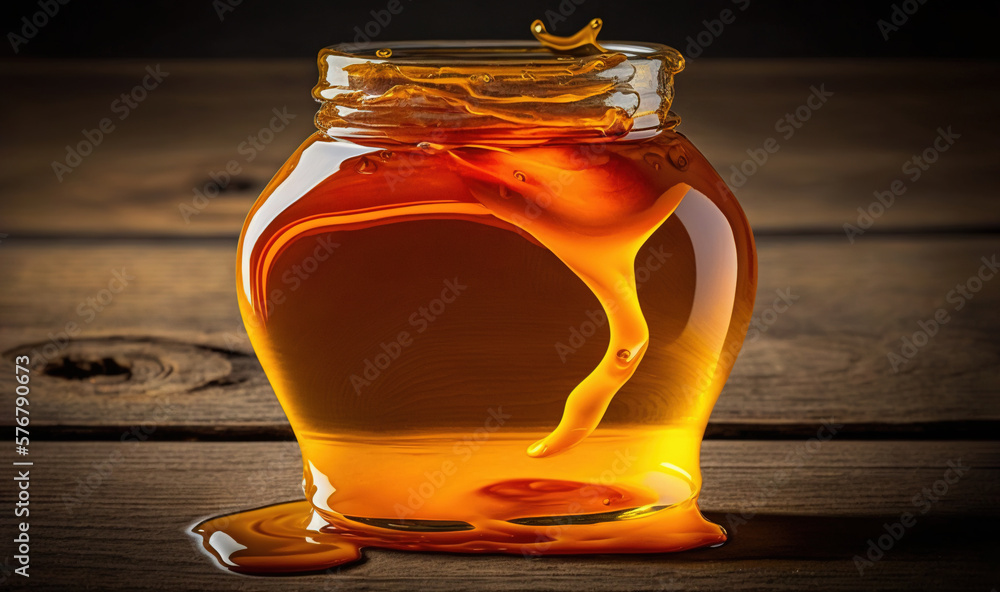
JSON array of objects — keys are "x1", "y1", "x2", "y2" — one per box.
[
  {"x1": 513, "y1": 170, "x2": 527, "y2": 182},
  {"x1": 354, "y1": 157, "x2": 377, "y2": 175},
  {"x1": 531, "y1": 17, "x2": 607, "y2": 53},
  {"x1": 616, "y1": 349, "x2": 631, "y2": 361},
  {"x1": 375, "y1": 48, "x2": 392, "y2": 58},
  {"x1": 602, "y1": 498, "x2": 611, "y2": 506}
]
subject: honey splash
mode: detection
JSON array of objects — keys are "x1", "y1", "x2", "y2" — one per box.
[{"x1": 193, "y1": 21, "x2": 757, "y2": 574}]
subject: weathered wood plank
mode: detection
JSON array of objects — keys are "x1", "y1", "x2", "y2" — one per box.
[
  {"x1": 1, "y1": 237, "x2": 997, "y2": 430},
  {"x1": 3, "y1": 441, "x2": 996, "y2": 591},
  {"x1": 0, "y1": 60, "x2": 997, "y2": 236}
]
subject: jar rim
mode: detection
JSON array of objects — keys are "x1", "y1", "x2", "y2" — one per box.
[
  {"x1": 314, "y1": 39, "x2": 684, "y2": 143},
  {"x1": 323, "y1": 40, "x2": 684, "y2": 73}
]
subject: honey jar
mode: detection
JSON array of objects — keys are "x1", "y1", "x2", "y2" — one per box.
[{"x1": 194, "y1": 20, "x2": 757, "y2": 573}]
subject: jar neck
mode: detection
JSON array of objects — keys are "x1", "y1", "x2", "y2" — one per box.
[{"x1": 312, "y1": 41, "x2": 684, "y2": 145}]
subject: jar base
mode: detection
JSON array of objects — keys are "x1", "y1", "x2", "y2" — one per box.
[{"x1": 191, "y1": 499, "x2": 727, "y2": 574}]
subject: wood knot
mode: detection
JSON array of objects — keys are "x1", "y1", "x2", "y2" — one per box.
[
  {"x1": 43, "y1": 356, "x2": 132, "y2": 381},
  {"x1": 4, "y1": 336, "x2": 238, "y2": 396}
]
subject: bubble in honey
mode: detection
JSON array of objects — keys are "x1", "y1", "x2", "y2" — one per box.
[
  {"x1": 668, "y1": 144, "x2": 690, "y2": 171},
  {"x1": 602, "y1": 498, "x2": 611, "y2": 506},
  {"x1": 354, "y1": 157, "x2": 377, "y2": 175},
  {"x1": 643, "y1": 152, "x2": 662, "y2": 170},
  {"x1": 378, "y1": 150, "x2": 394, "y2": 161},
  {"x1": 470, "y1": 73, "x2": 494, "y2": 84},
  {"x1": 375, "y1": 48, "x2": 392, "y2": 58},
  {"x1": 513, "y1": 170, "x2": 527, "y2": 182},
  {"x1": 616, "y1": 349, "x2": 631, "y2": 361}
]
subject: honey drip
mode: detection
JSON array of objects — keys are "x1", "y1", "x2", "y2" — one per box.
[
  {"x1": 194, "y1": 19, "x2": 756, "y2": 575},
  {"x1": 517, "y1": 18, "x2": 663, "y2": 457},
  {"x1": 449, "y1": 149, "x2": 684, "y2": 459}
]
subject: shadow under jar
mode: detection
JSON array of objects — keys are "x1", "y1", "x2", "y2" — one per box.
[{"x1": 196, "y1": 37, "x2": 757, "y2": 574}]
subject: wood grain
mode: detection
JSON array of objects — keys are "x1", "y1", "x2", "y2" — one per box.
[
  {"x1": 1, "y1": 237, "x2": 997, "y2": 431},
  {"x1": 1, "y1": 60, "x2": 997, "y2": 237},
  {"x1": 4, "y1": 441, "x2": 995, "y2": 591}
]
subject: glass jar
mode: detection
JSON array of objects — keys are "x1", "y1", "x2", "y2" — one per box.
[{"x1": 196, "y1": 30, "x2": 757, "y2": 573}]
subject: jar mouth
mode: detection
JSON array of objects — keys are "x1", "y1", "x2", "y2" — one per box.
[
  {"x1": 314, "y1": 40, "x2": 684, "y2": 144},
  {"x1": 324, "y1": 40, "x2": 683, "y2": 69}
]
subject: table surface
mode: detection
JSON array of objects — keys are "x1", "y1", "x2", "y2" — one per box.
[{"x1": 0, "y1": 59, "x2": 998, "y2": 591}]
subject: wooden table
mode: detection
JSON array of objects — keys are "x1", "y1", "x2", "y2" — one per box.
[{"x1": 1, "y1": 59, "x2": 998, "y2": 591}]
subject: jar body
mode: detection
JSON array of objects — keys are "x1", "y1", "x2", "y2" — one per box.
[{"x1": 235, "y1": 128, "x2": 756, "y2": 553}]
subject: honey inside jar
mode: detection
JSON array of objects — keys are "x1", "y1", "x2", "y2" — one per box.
[{"x1": 193, "y1": 20, "x2": 757, "y2": 573}]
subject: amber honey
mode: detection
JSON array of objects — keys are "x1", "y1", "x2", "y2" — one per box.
[{"x1": 193, "y1": 20, "x2": 757, "y2": 573}]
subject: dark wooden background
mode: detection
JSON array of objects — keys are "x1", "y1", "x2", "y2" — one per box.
[{"x1": 0, "y1": 58, "x2": 998, "y2": 590}]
